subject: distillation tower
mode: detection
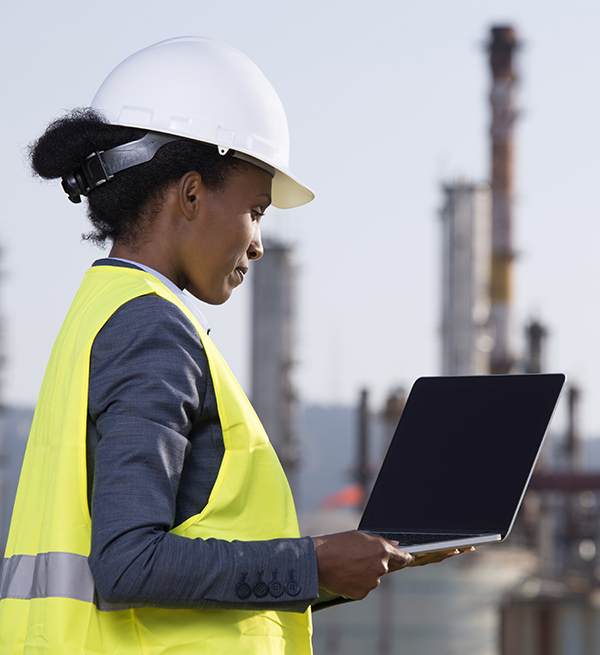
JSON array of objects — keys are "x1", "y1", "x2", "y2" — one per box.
[{"x1": 440, "y1": 181, "x2": 491, "y2": 375}]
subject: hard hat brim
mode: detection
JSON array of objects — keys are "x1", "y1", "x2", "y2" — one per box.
[{"x1": 271, "y1": 169, "x2": 314, "y2": 209}]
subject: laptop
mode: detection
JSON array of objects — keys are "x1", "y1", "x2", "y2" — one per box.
[{"x1": 358, "y1": 373, "x2": 566, "y2": 554}]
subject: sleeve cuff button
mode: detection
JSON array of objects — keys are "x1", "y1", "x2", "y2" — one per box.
[{"x1": 236, "y1": 581, "x2": 252, "y2": 600}]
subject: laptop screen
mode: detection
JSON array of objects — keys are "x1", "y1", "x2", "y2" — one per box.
[{"x1": 359, "y1": 374, "x2": 565, "y2": 535}]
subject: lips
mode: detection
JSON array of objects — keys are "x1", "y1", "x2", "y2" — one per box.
[{"x1": 235, "y1": 266, "x2": 248, "y2": 283}]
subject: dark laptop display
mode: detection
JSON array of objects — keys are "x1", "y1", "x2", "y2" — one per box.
[{"x1": 358, "y1": 374, "x2": 566, "y2": 553}]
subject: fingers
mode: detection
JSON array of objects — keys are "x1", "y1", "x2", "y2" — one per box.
[
  {"x1": 410, "y1": 549, "x2": 459, "y2": 567},
  {"x1": 312, "y1": 532, "x2": 475, "y2": 598},
  {"x1": 409, "y1": 546, "x2": 475, "y2": 567},
  {"x1": 387, "y1": 545, "x2": 414, "y2": 572},
  {"x1": 313, "y1": 531, "x2": 413, "y2": 600}
]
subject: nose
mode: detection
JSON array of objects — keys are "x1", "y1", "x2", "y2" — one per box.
[{"x1": 248, "y1": 225, "x2": 264, "y2": 261}]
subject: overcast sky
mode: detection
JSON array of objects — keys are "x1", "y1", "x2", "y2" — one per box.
[{"x1": 2, "y1": 0, "x2": 599, "y2": 439}]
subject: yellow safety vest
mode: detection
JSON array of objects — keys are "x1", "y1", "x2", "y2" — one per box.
[{"x1": 0, "y1": 265, "x2": 313, "y2": 654}]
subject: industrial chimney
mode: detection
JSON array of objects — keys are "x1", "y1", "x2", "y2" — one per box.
[
  {"x1": 250, "y1": 240, "x2": 299, "y2": 492},
  {"x1": 488, "y1": 26, "x2": 520, "y2": 374}
]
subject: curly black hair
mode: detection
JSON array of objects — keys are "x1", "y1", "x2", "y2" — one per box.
[{"x1": 30, "y1": 108, "x2": 248, "y2": 247}]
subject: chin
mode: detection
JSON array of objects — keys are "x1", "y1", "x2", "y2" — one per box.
[
  {"x1": 187, "y1": 286, "x2": 233, "y2": 305},
  {"x1": 210, "y1": 296, "x2": 231, "y2": 306}
]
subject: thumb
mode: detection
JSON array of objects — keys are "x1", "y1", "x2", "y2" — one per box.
[{"x1": 387, "y1": 547, "x2": 414, "y2": 572}]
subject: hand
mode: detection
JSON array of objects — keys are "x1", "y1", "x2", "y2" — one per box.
[
  {"x1": 409, "y1": 546, "x2": 475, "y2": 567},
  {"x1": 312, "y1": 530, "x2": 413, "y2": 600}
]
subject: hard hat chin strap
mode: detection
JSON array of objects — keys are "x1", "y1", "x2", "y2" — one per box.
[
  {"x1": 61, "y1": 132, "x2": 182, "y2": 203},
  {"x1": 61, "y1": 130, "x2": 276, "y2": 204}
]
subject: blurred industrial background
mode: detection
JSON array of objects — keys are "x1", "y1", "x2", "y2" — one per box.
[
  {"x1": 248, "y1": 26, "x2": 600, "y2": 654},
  {"x1": 2, "y1": 16, "x2": 600, "y2": 655}
]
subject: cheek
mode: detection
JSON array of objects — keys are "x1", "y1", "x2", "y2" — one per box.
[{"x1": 232, "y1": 223, "x2": 255, "y2": 253}]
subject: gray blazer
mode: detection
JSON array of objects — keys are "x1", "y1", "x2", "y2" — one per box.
[{"x1": 86, "y1": 259, "x2": 320, "y2": 612}]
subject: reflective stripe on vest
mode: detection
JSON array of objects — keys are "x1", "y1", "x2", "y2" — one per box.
[{"x1": 0, "y1": 553, "x2": 134, "y2": 612}]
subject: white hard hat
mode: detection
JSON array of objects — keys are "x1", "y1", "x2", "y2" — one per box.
[{"x1": 91, "y1": 37, "x2": 314, "y2": 209}]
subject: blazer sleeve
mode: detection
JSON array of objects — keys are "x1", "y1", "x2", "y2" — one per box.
[{"x1": 87, "y1": 293, "x2": 318, "y2": 612}]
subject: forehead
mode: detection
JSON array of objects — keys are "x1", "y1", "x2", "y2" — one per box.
[{"x1": 224, "y1": 164, "x2": 272, "y2": 204}]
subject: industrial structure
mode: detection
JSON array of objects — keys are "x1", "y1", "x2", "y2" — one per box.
[
  {"x1": 250, "y1": 239, "x2": 300, "y2": 492},
  {"x1": 440, "y1": 181, "x2": 491, "y2": 375},
  {"x1": 0, "y1": 408, "x2": 33, "y2": 556},
  {"x1": 525, "y1": 318, "x2": 548, "y2": 375},
  {"x1": 436, "y1": 23, "x2": 600, "y2": 655},
  {"x1": 488, "y1": 25, "x2": 520, "y2": 375}
]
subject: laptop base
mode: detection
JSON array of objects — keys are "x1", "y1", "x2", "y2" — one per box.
[{"x1": 364, "y1": 531, "x2": 502, "y2": 554}]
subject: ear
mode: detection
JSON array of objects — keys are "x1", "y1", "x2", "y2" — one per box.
[{"x1": 177, "y1": 171, "x2": 205, "y2": 220}]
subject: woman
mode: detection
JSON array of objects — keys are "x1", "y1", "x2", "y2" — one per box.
[{"x1": 0, "y1": 37, "x2": 452, "y2": 655}]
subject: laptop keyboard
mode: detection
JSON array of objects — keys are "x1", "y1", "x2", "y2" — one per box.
[{"x1": 375, "y1": 532, "x2": 475, "y2": 546}]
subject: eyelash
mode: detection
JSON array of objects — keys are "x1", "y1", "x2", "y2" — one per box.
[{"x1": 251, "y1": 208, "x2": 266, "y2": 221}]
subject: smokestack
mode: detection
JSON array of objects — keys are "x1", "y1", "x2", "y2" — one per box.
[
  {"x1": 525, "y1": 318, "x2": 548, "y2": 374},
  {"x1": 382, "y1": 387, "x2": 406, "y2": 454},
  {"x1": 356, "y1": 389, "x2": 370, "y2": 507},
  {"x1": 565, "y1": 385, "x2": 581, "y2": 470},
  {"x1": 251, "y1": 240, "x2": 299, "y2": 490},
  {"x1": 487, "y1": 25, "x2": 520, "y2": 374}
]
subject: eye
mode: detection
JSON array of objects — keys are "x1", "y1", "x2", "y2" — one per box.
[{"x1": 251, "y1": 207, "x2": 266, "y2": 221}]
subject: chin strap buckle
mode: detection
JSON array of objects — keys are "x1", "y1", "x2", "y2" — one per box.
[
  {"x1": 61, "y1": 151, "x2": 112, "y2": 203},
  {"x1": 60, "y1": 132, "x2": 182, "y2": 204}
]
